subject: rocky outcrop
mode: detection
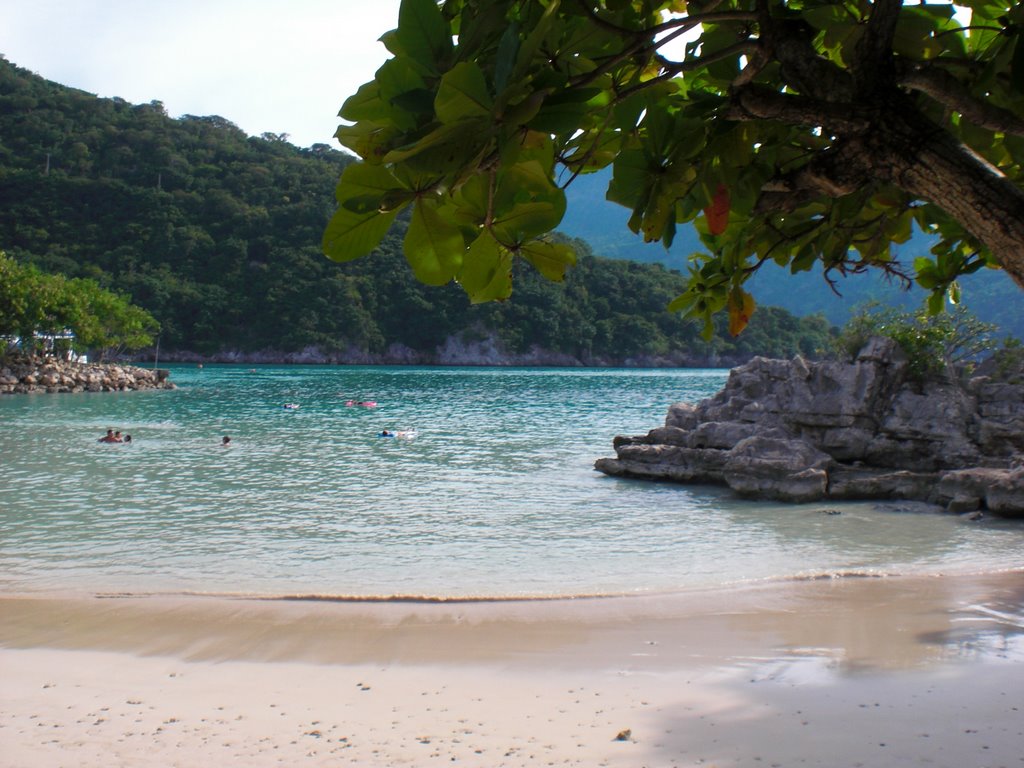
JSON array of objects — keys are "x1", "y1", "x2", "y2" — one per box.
[
  {"x1": 0, "y1": 355, "x2": 175, "y2": 394},
  {"x1": 595, "y1": 338, "x2": 1024, "y2": 516}
]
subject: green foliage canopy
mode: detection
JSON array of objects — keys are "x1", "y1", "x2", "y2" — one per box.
[
  {"x1": 326, "y1": 0, "x2": 1024, "y2": 339},
  {"x1": 0, "y1": 252, "x2": 159, "y2": 358}
]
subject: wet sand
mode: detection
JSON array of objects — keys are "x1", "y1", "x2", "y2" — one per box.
[{"x1": 2, "y1": 572, "x2": 1023, "y2": 767}]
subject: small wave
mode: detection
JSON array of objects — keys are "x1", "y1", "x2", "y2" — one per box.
[
  {"x1": 88, "y1": 565, "x2": 1024, "y2": 605},
  {"x1": 700, "y1": 564, "x2": 1024, "y2": 590},
  {"x1": 783, "y1": 569, "x2": 892, "y2": 582},
  {"x1": 93, "y1": 589, "x2": 629, "y2": 604}
]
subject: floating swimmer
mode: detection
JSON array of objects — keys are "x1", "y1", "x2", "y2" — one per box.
[
  {"x1": 283, "y1": 403, "x2": 300, "y2": 410},
  {"x1": 379, "y1": 428, "x2": 417, "y2": 439},
  {"x1": 347, "y1": 400, "x2": 377, "y2": 408}
]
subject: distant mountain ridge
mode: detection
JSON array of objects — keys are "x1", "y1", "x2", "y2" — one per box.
[{"x1": 558, "y1": 168, "x2": 1021, "y2": 338}]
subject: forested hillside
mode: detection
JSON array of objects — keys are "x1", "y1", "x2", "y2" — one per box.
[{"x1": 0, "y1": 56, "x2": 832, "y2": 364}]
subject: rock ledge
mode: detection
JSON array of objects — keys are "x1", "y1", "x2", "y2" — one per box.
[{"x1": 595, "y1": 338, "x2": 1024, "y2": 516}]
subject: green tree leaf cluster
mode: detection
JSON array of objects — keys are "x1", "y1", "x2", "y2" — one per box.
[{"x1": 328, "y1": 0, "x2": 1024, "y2": 338}]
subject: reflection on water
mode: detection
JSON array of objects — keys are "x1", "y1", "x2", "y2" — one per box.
[
  {"x1": 921, "y1": 593, "x2": 1024, "y2": 664},
  {"x1": 724, "y1": 572, "x2": 1024, "y2": 676},
  {"x1": 1, "y1": 364, "x2": 1023, "y2": 598}
]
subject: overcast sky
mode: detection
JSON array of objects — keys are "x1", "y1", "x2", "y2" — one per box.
[{"x1": 1, "y1": 0, "x2": 403, "y2": 148}]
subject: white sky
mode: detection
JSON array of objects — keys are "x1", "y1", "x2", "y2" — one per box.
[{"x1": 1, "y1": 0, "x2": 403, "y2": 148}]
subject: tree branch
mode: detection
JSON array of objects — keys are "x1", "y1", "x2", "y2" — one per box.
[
  {"x1": 573, "y1": 0, "x2": 757, "y2": 41},
  {"x1": 726, "y1": 85, "x2": 872, "y2": 135},
  {"x1": 753, "y1": 139, "x2": 875, "y2": 216},
  {"x1": 768, "y1": 19, "x2": 856, "y2": 102},
  {"x1": 898, "y1": 63, "x2": 1024, "y2": 137},
  {"x1": 567, "y1": 1, "x2": 759, "y2": 88},
  {"x1": 731, "y1": 0, "x2": 772, "y2": 87},
  {"x1": 852, "y1": 0, "x2": 901, "y2": 89}
]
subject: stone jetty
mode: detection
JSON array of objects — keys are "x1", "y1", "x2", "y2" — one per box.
[
  {"x1": 595, "y1": 338, "x2": 1024, "y2": 516},
  {"x1": 0, "y1": 355, "x2": 174, "y2": 394}
]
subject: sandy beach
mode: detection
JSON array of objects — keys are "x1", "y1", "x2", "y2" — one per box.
[{"x1": 2, "y1": 572, "x2": 1023, "y2": 767}]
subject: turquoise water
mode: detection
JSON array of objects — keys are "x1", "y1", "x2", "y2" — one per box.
[{"x1": 2, "y1": 364, "x2": 1023, "y2": 598}]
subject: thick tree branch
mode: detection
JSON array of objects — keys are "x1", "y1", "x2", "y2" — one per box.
[
  {"x1": 852, "y1": 0, "x2": 901, "y2": 88},
  {"x1": 753, "y1": 141, "x2": 873, "y2": 216},
  {"x1": 726, "y1": 86, "x2": 871, "y2": 134},
  {"x1": 865, "y1": 93, "x2": 1024, "y2": 290},
  {"x1": 767, "y1": 20, "x2": 856, "y2": 102},
  {"x1": 898, "y1": 63, "x2": 1024, "y2": 137}
]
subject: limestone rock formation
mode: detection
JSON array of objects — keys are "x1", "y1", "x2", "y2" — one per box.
[{"x1": 595, "y1": 338, "x2": 1024, "y2": 516}]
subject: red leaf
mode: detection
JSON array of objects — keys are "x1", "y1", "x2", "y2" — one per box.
[
  {"x1": 727, "y1": 288, "x2": 756, "y2": 337},
  {"x1": 703, "y1": 184, "x2": 730, "y2": 235}
]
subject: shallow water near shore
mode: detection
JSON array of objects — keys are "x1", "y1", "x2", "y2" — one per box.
[{"x1": 2, "y1": 364, "x2": 1023, "y2": 599}]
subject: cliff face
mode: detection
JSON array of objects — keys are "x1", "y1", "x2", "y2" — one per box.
[
  {"x1": 145, "y1": 332, "x2": 754, "y2": 369},
  {"x1": 595, "y1": 338, "x2": 1024, "y2": 517}
]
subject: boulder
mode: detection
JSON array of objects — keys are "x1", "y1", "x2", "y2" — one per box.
[{"x1": 722, "y1": 437, "x2": 831, "y2": 501}]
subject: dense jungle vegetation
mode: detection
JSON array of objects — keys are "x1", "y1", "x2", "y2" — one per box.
[{"x1": 0, "y1": 56, "x2": 834, "y2": 363}]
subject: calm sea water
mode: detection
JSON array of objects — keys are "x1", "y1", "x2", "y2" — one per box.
[{"x1": 2, "y1": 364, "x2": 1023, "y2": 598}]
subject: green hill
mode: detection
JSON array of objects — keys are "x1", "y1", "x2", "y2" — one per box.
[{"x1": 0, "y1": 56, "x2": 889, "y2": 364}]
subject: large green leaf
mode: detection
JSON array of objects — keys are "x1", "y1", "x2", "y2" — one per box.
[
  {"x1": 520, "y1": 240, "x2": 576, "y2": 282},
  {"x1": 404, "y1": 199, "x2": 465, "y2": 285},
  {"x1": 492, "y1": 201, "x2": 566, "y2": 244},
  {"x1": 489, "y1": 161, "x2": 566, "y2": 242},
  {"x1": 339, "y1": 81, "x2": 387, "y2": 123},
  {"x1": 323, "y1": 205, "x2": 399, "y2": 263},
  {"x1": 458, "y1": 232, "x2": 514, "y2": 302},
  {"x1": 382, "y1": 119, "x2": 491, "y2": 172},
  {"x1": 323, "y1": 164, "x2": 408, "y2": 261},
  {"x1": 494, "y1": 22, "x2": 520, "y2": 94},
  {"x1": 334, "y1": 121, "x2": 400, "y2": 163},
  {"x1": 607, "y1": 150, "x2": 652, "y2": 210},
  {"x1": 436, "y1": 62, "x2": 494, "y2": 123},
  {"x1": 393, "y1": 0, "x2": 452, "y2": 77}
]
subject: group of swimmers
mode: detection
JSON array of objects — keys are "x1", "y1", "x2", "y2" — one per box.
[
  {"x1": 98, "y1": 429, "x2": 131, "y2": 444},
  {"x1": 98, "y1": 429, "x2": 231, "y2": 446}
]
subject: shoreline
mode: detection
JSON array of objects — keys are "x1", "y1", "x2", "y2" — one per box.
[
  {"x1": 3, "y1": 569, "x2": 1023, "y2": 668},
  {"x1": 3, "y1": 572, "x2": 1023, "y2": 766}
]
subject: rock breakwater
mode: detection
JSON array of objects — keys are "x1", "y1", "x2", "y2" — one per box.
[
  {"x1": 0, "y1": 355, "x2": 175, "y2": 394},
  {"x1": 595, "y1": 338, "x2": 1024, "y2": 516}
]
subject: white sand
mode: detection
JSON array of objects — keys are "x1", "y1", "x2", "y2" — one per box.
[{"x1": 2, "y1": 572, "x2": 1023, "y2": 767}]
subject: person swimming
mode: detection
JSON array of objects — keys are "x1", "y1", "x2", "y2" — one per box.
[{"x1": 98, "y1": 429, "x2": 121, "y2": 443}]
